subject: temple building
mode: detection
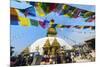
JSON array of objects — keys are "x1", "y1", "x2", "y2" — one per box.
[{"x1": 28, "y1": 20, "x2": 72, "y2": 55}]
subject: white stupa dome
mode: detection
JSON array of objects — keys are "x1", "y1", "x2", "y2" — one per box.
[{"x1": 29, "y1": 37, "x2": 73, "y2": 55}]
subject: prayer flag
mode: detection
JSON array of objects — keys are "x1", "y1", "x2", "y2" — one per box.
[
  {"x1": 85, "y1": 15, "x2": 95, "y2": 22},
  {"x1": 18, "y1": 16, "x2": 30, "y2": 26},
  {"x1": 83, "y1": 12, "x2": 94, "y2": 18},
  {"x1": 56, "y1": 24, "x2": 63, "y2": 28},
  {"x1": 40, "y1": 3, "x2": 50, "y2": 14},
  {"x1": 64, "y1": 25, "x2": 71, "y2": 28},
  {"x1": 49, "y1": 3, "x2": 56, "y2": 12},
  {"x1": 29, "y1": 2, "x2": 35, "y2": 6},
  {"x1": 91, "y1": 26, "x2": 95, "y2": 30},
  {"x1": 18, "y1": 9, "x2": 28, "y2": 17},
  {"x1": 44, "y1": 20, "x2": 49, "y2": 23},
  {"x1": 10, "y1": 8, "x2": 18, "y2": 16},
  {"x1": 25, "y1": 7, "x2": 36, "y2": 16},
  {"x1": 63, "y1": 6, "x2": 75, "y2": 17},
  {"x1": 73, "y1": 9, "x2": 82, "y2": 18},
  {"x1": 39, "y1": 21, "x2": 46, "y2": 28},
  {"x1": 56, "y1": 4, "x2": 63, "y2": 14},
  {"x1": 60, "y1": 5, "x2": 70, "y2": 15},
  {"x1": 30, "y1": 19, "x2": 39, "y2": 26},
  {"x1": 83, "y1": 26, "x2": 90, "y2": 29},
  {"x1": 74, "y1": 26, "x2": 84, "y2": 29},
  {"x1": 10, "y1": 15, "x2": 18, "y2": 21},
  {"x1": 10, "y1": 15, "x2": 19, "y2": 25},
  {"x1": 89, "y1": 26, "x2": 95, "y2": 30},
  {"x1": 10, "y1": 8, "x2": 19, "y2": 25},
  {"x1": 80, "y1": 10, "x2": 87, "y2": 17},
  {"x1": 35, "y1": 3, "x2": 45, "y2": 16}
]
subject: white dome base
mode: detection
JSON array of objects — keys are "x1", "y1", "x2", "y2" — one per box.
[{"x1": 29, "y1": 37, "x2": 73, "y2": 55}]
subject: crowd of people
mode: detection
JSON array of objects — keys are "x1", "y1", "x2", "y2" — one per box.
[
  {"x1": 11, "y1": 49, "x2": 95, "y2": 66},
  {"x1": 40, "y1": 50, "x2": 95, "y2": 65},
  {"x1": 40, "y1": 53, "x2": 72, "y2": 65},
  {"x1": 11, "y1": 55, "x2": 33, "y2": 66}
]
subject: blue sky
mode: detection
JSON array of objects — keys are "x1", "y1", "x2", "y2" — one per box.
[{"x1": 10, "y1": 1, "x2": 95, "y2": 55}]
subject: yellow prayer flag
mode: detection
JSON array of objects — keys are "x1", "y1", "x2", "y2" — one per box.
[
  {"x1": 62, "y1": 4, "x2": 69, "y2": 10},
  {"x1": 64, "y1": 13, "x2": 69, "y2": 17},
  {"x1": 56, "y1": 24, "x2": 62, "y2": 28},
  {"x1": 37, "y1": 2, "x2": 41, "y2": 6},
  {"x1": 80, "y1": 26, "x2": 84, "y2": 29},
  {"x1": 84, "y1": 12, "x2": 93, "y2": 18},
  {"x1": 35, "y1": 4, "x2": 45, "y2": 17},
  {"x1": 62, "y1": 5, "x2": 66, "y2": 9},
  {"x1": 18, "y1": 16, "x2": 30, "y2": 26}
]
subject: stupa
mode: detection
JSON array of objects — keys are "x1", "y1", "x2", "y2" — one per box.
[{"x1": 29, "y1": 19, "x2": 72, "y2": 55}]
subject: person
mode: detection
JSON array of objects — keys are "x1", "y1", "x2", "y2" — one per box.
[
  {"x1": 51, "y1": 55, "x2": 56, "y2": 64},
  {"x1": 40, "y1": 56, "x2": 46, "y2": 65},
  {"x1": 10, "y1": 56, "x2": 17, "y2": 66},
  {"x1": 49, "y1": 57, "x2": 53, "y2": 64},
  {"x1": 15, "y1": 55, "x2": 23, "y2": 66},
  {"x1": 56, "y1": 53, "x2": 61, "y2": 64},
  {"x1": 65, "y1": 53, "x2": 72, "y2": 63},
  {"x1": 15, "y1": 55, "x2": 26, "y2": 66},
  {"x1": 35, "y1": 54, "x2": 42, "y2": 65},
  {"x1": 49, "y1": 55, "x2": 54, "y2": 64},
  {"x1": 21, "y1": 57, "x2": 26, "y2": 66},
  {"x1": 45, "y1": 55, "x2": 49, "y2": 62},
  {"x1": 28, "y1": 56, "x2": 33, "y2": 65}
]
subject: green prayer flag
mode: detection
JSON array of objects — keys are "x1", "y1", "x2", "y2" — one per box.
[
  {"x1": 30, "y1": 19, "x2": 39, "y2": 26},
  {"x1": 83, "y1": 12, "x2": 94, "y2": 18},
  {"x1": 41, "y1": 3, "x2": 50, "y2": 14}
]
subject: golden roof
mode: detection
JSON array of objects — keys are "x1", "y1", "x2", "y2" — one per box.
[
  {"x1": 51, "y1": 38, "x2": 60, "y2": 47},
  {"x1": 43, "y1": 39, "x2": 51, "y2": 48}
]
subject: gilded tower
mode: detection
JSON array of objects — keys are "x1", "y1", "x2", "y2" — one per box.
[
  {"x1": 43, "y1": 39, "x2": 51, "y2": 55},
  {"x1": 43, "y1": 19, "x2": 60, "y2": 55}
]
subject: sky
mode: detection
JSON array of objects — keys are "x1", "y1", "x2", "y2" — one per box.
[{"x1": 10, "y1": 0, "x2": 95, "y2": 55}]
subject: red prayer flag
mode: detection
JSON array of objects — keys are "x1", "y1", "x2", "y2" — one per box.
[
  {"x1": 49, "y1": 3, "x2": 56, "y2": 12},
  {"x1": 39, "y1": 21, "x2": 46, "y2": 29},
  {"x1": 86, "y1": 15, "x2": 95, "y2": 22}
]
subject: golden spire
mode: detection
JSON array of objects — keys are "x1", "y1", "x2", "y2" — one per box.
[
  {"x1": 43, "y1": 39, "x2": 50, "y2": 48},
  {"x1": 51, "y1": 38, "x2": 60, "y2": 55},
  {"x1": 47, "y1": 19, "x2": 57, "y2": 37},
  {"x1": 43, "y1": 39, "x2": 51, "y2": 55},
  {"x1": 51, "y1": 38, "x2": 60, "y2": 48}
]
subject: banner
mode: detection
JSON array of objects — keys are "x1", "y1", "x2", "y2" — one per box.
[
  {"x1": 11, "y1": 8, "x2": 18, "y2": 16},
  {"x1": 85, "y1": 15, "x2": 95, "y2": 22},
  {"x1": 18, "y1": 16, "x2": 30, "y2": 26},
  {"x1": 25, "y1": 7, "x2": 36, "y2": 16},
  {"x1": 35, "y1": 3, "x2": 45, "y2": 17},
  {"x1": 39, "y1": 21, "x2": 46, "y2": 28},
  {"x1": 30, "y1": 19, "x2": 39, "y2": 26},
  {"x1": 10, "y1": 15, "x2": 19, "y2": 25}
]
